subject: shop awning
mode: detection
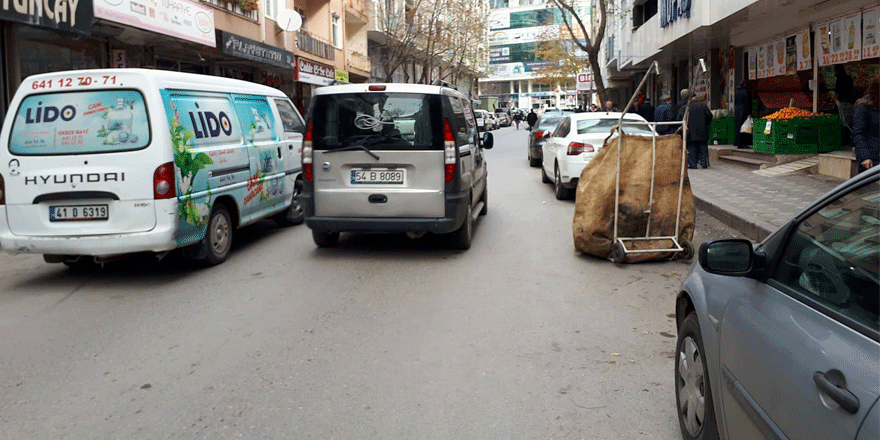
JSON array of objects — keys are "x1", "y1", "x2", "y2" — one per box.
[{"x1": 758, "y1": 91, "x2": 812, "y2": 109}]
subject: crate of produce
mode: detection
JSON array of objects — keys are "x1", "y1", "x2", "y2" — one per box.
[
  {"x1": 815, "y1": 114, "x2": 842, "y2": 153},
  {"x1": 752, "y1": 118, "x2": 818, "y2": 154},
  {"x1": 709, "y1": 117, "x2": 735, "y2": 145}
]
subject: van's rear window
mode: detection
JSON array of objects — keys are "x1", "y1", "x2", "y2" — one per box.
[
  {"x1": 10, "y1": 90, "x2": 150, "y2": 156},
  {"x1": 310, "y1": 93, "x2": 441, "y2": 150}
]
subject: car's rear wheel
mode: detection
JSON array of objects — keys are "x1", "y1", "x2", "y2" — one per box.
[
  {"x1": 449, "y1": 202, "x2": 473, "y2": 250},
  {"x1": 313, "y1": 230, "x2": 340, "y2": 248},
  {"x1": 554, "y1": 165, "x2": 573, "y2": 200},
  {"x1": 675, "y1": 312, "x2": 719, "y2": 440},
  {"x1": 479, "y1": 183, "x2": 488, "y2": 216},
  {"x1": 201, "y1": 204, "x2": 232, "y2": 266},
  {"x1": 529, "y1": 152, "x2": 541, "y2": 167},
  {"x1": 541, "y1": 165, "x2": 551, "y2": 183}
]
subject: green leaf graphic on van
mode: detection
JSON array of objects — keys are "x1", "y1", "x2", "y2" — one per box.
[{"x1": 168, "y1": 98, "x2": 214, "y2": 226}]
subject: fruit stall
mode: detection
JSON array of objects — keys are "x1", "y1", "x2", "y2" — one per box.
[{"x1": 752, "y1": 107, "x2": 841, "y2": 154}]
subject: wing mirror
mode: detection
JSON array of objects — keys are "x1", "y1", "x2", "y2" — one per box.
[
  {"x1": 481, "y1": 132, "x2": 494, "y2": 149},
  {"x1": 698, "y1": 239, "x2": 755, "y2": 276}
]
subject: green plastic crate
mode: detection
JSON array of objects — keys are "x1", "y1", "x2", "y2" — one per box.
[
  {"x1": 816, "y1": 114, "x2": 842, "y2": 153},
  {"x1": 709, "y1": 117, "x2": 735, "y2": 145},
  {"x1": 752, "y1": 118, "x2": 818, "y2": 154}
]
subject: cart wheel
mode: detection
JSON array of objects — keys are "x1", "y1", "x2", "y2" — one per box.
[
  {"x1": 680, "y1": 241, "x2": 695, "y2": 261},
  {"x1": 609, "y1": 242, "x2": 626, "y2": 264}
]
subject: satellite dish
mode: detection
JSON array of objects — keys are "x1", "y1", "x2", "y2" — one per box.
[{"x1": 277, "y1": 9, "x2": 302, "y2": 32}]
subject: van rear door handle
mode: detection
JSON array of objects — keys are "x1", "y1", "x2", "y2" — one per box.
[
  {"x1": 278, "y1": 147, "x2": 282, "y2": 159},
  {"x1": 813, "y1": 370, "x2": 860, "y2": 414}
]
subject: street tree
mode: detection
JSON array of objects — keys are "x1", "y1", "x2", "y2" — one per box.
[
  {"x1": 548, "y1": 0, "x2": 609, "y2": 103},
  {"x1": 533, "y1": 37, "x2": 584, "y2": 94}
]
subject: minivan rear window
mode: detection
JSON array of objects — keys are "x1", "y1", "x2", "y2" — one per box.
[
  {"x1": 310, "y1": 93, "x2": 441, "y2": 150},
  {"x1": 10, "y1": 90, "x2": 150, "y2": 156}
]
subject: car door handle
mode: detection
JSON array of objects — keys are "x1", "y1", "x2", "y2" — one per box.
[{"x1": 813, "y1": 370, "x2": 860, "y2": 414}]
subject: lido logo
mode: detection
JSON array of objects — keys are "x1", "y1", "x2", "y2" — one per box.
[
  {"x1": 189, "y1": 103, "x2": 233, "y2": 139},
  {"x1": 25, "y1": 102, "x2": 76, "y2": 123}
]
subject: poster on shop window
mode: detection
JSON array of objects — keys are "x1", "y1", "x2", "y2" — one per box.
[
  {"x1": 863, "y1": 5, "x2": 879, "y2": 59},
  {"x1": 794, "y1": 28, "x2": 812, "y2": 71},
  {"x1": 748, "y1": 48, "x2": 757, "y2": 80},
  {"x1": 818, "y1": 11, "x2": 863, "y2": 66}
]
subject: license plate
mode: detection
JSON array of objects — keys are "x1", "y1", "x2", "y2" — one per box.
[
  {"x1": 50, "y1": 204, "x2": 109, "y2": 222},
  {"x1": 350, "y1": 169, "x2": 405, "y2": 184}
]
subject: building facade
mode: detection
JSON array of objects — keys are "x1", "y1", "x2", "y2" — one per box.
[
  {"x1": 479, "y1": 0, "x2": 592, "y2": 111},
  {"x1": 0, "y1": 0, "x2": 372, "y2": 120}
]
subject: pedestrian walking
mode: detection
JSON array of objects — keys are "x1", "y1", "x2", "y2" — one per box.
[
  {"x1": 654, "y1": 94, "x2": 675, "y2": 135},
  {"x1": 604, "y1": 100, "x2": 619, "y2": 112},
  {"x1": 513, "y1": 110, "x2": 523, "y2": 129},
  {"x1": 526, "y1": 109, "x2": 538, "y2": 130},
  {"x1": 734, "y1": 81, "x2": 752, "y2": 148},
  {"x1": 637, "y1": 97, "x2": 655, "y2": 122},
  {"x1": 677, "y1": 93, "x2": 713, "y2": 169},
  {"x1": 674, "y1": 89, "x2": 690, "y2": 121},
  {"x1": 853, "y1": 80, "x2": 879, "y2": 174}
]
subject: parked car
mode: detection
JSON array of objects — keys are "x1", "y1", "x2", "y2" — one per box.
[
  {"x1": 474, "y1": 109, "x2": 491, "y2": 132},
  {"x1": 486, "y1": 112, "x2": 498, "y2": 130},
  {"x1": 494, "y1": 109, "x2": 511, "y2": 127},
  {"x1": 527, "y1": 111, "x2": 572, "y2": 168},
  {"x1": 675, "y1": 167, "x2": 879, "y2": 440},
  {"x1": 541, "y1": 112, "x2": 653, "y2": 200},
  {"x1": 301, "y1": 81, "x2": 494, "y2": 249}
]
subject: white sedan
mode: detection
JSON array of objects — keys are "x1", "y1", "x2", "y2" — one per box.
[{"x1": 540, "y1": 112, "x2": 654, "y2": 200}]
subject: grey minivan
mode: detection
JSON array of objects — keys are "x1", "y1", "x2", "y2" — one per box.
[{"x1": 300, "y1": 82, "x2": 493, "y2": 249}]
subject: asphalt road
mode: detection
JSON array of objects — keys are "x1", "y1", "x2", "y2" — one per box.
[{"x1": 0, "y1": 124, "x2": 741, "y2": 439}]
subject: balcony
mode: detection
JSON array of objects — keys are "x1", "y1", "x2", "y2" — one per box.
[
  {"x1": 200, "y1": 0, "x2": 258, "y2": 21},
  {"x1": 345, "y1": 0, "x2": 368, "y2": 25},
  {"x1": 347, "y1": 51, "x2": 370, "y2": 74},
  {"x1": 296, "y1": 31, "x2": 336, "y2": 61}
]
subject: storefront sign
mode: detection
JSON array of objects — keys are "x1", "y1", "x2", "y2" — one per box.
[
  {"x1": 576, "y1": 71, "x2": 595, "y2": 91},
  {"x1": 817, "y1": 11, "x2": 863, "y2": 66},
  {"x1": 296, "y1": 57, "x2": 335, "y2": 86},
  {"x1": 489, "y1": 26, "x2": 558, "y2": 46},
  {"x1": 335, "y1": 70, "x2": 349, "y2": 83},
  {"x1": 221, "y1": 32, "x2": 293, "y2": 69},
  {"x1": 95, "y1": 0, "x2": 215, "y2": 47},
  {"x1": 863, "y1": 5, "x2": 879, "y2": 59},
  {"x1": 0, "y1": 0, "x2": 92, "y2": 33},
  {"x1": 752, "y1": 28, "x2": 811, "y2": 79}
]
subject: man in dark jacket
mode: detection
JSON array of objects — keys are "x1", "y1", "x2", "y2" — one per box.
[
  {"x1": 637, "y1": 97, "x2": 655, "y2": 122},
  {"x1": 678, "y1": 95, "x2": 714, "y2": 169},
  {"x1": 526, "y1": 109, "x2": 538, "y2": 130},
  {"x1": 654, "y1": 95, "x2": 675, "y2": 135},
  {"x1": 853, "y1": 80, "x2": 879, "y2": 173},
  {"x1": 734, "y1": 82, "x2": 751, "y2": 148}
]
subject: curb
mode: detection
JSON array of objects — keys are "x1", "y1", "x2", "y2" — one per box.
[{"x1": 693, "y1": 195, "x2": 776, "y2": 242}]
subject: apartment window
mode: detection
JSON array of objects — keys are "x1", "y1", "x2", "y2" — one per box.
[
  {"x1": 331, "y1": 13, "x2": 341, "y2": 48},
  {"x1": 295, "y1": 7, "x2": 307, "y2": 31},
  {"x1": 266, "y1": 0, "x2": 279, "y2": 20}
]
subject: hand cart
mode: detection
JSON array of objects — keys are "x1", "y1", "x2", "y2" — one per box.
[{"x1": 607, "y1": 60, "x2": 702, "y2": 263}]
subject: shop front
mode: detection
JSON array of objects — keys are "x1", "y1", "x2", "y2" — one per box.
[
  {"x1": 1, "y1": 0, "x2": 95, "y2": 119},
  {"x1": 220, "y1": 31, "x2": 296, "y2": 99},
  {"x1": 295, "y1": 56, "x2": 335, "y2": 114}
]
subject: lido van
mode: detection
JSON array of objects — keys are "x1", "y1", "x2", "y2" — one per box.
[{"x1": 0, "y1": 69, "x2": 306, "y2": 267}]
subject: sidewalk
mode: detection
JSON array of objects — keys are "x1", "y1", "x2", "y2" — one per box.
[{"x1": 686, "y1": 160, "x2": 844, "y2": 241}]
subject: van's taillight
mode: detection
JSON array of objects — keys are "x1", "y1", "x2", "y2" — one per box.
[
  {"x1": 303, "y1": 119, "x2": 313, "y2": 181},
  {"x1": 0, "y1": 173, "x2": 5, "y2": 205},
  {"x1": 153, "y1": 162, "x2": 175, "y2": 199},
  {"x1": 443, "y1": 118, "x2": 456, "y2": 182},
  {"x1": 567, "y1": 142, "x2": 594, "y2": 155}
]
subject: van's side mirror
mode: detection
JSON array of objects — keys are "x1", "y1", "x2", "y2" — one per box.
[{"x1": 481, "y1": 132, "x2": 494, "y2": 149}]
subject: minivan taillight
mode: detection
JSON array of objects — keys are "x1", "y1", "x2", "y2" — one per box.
[
  {"x1": 302, "y1": 119, "x2": 313, "y2": 182},
  {"x1": 153, "y1": 162, "x2": 175, "y2": 199},
  {"x1": 567, "y1": 142, "x2": 594, "y2": 155},
  {"x1": 0, "y1": 173, "x2": 5, "y2": 205},
  {"x1": 443, "y1": 118, "x2": 456, "y2": 182}
]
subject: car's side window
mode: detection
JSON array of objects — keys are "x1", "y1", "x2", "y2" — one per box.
[
  {"x1": 555, "y1": 118, "x2": 571, "y2": 137},
  {"x1": 274, "y1": 99, "x2": 305, "y2": 133},
  {"x1": 772, "y1": 183, "x2": 879, "y2": 332},
  {"x1": 446, "y1": 96, "x2": 474, "y2": 147}
]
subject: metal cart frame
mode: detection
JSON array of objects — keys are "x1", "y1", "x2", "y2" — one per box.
[{"x1": 608, "y1": 60, "x2": 703, "y2": 263}]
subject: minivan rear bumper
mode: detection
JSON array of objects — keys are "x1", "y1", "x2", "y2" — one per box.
[
  {"x1": 0, "y1": 205, "x2": 178, "y2": 257},
  {"x1": 303, "y1": 190, "x2": 468, "y2": 234}
]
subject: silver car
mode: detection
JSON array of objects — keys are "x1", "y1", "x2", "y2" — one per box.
[
  {"x1": 674, "y1": 167, "x2": 879, "y2": 440},
  {"x1": 301, "y1": 82, "x2": 493, "y2": 249}
]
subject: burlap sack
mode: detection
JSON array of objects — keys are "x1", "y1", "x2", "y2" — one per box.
[{"x1": 572, "y1": 131, "x2": 695, "y2": 263}]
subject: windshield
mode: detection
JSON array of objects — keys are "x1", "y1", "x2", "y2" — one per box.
[
  {"x1": 310, "y1": 93, "x2": 441, "y2": 151},
  {"x1": 538, "y1": 115, "x2": 567, "y2": 129},
  {"x1": 576, "y1": 118, "x2": 653, "y2": 135},
  {"x1": 10, "y1": 90, "x2": 150, "y2": 156}
]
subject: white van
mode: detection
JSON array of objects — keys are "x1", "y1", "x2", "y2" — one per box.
[{"x1": 0, "y1": 69, "x2": 306, "y2": 267}]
